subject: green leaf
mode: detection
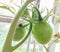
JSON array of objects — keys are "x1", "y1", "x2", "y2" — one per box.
[{"x1": 0, "y1": 6, "x2": 15, "y2": 14}]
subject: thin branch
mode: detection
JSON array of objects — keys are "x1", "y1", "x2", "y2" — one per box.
[
  {"x1": 32, "y1": 41, "x2": 35, "y2": 52},
  {"x1": 43, "y1": 45, "x2": 49, "y2": 52},
  {"x1": 26, "y1": 36, "x2": 31, "y2": 52}
]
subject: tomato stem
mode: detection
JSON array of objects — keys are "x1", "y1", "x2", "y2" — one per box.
[
  {"x1": 2, "y1": 0, "x2": 34, "y2": 52},
  {"x1": 43, "y1": 45, "x2": 49, "y2": 52}
]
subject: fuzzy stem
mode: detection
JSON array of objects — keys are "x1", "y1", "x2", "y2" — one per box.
[{"x1": 2, "y1": 0, "x2": 34, "y2": 52}]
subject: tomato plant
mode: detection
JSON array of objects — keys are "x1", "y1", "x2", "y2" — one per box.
[
  {"x1": 1, "y1": 0, "x2": 57, "y2": 52},
  {"x1": 2, "y1": 0, "x2": 34, "y2": 52}
]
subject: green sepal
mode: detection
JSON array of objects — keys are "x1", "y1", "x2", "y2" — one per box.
[{"x1": 32, "y1": 6, "x2": 43, "y2": 22}]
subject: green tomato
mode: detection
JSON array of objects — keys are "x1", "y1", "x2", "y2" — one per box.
[
  {"x1": 13, "y1": 24, "x2": 25, "y2": 41},
  {"x1": 32, "y1": 21, "x2": 53, "y2": 44}
]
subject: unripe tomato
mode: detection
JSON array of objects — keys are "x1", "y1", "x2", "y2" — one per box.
[
  {"x1": 13, "y1": 24, "x2": 25, "y2": 41},
  {"x1": 32, "y1": 21, "x2": 53, "y2": 44}
]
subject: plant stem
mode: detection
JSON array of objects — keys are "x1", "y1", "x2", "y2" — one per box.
[
  {"x1": 27, "y1": 36, "x2": 31, "y2": 52},
  {"x1": 43, "y1": 45, "x2": 49, "y2": 52},
  {"x1": 32, "y1": 41, "x2": 35, "y2": 52},
  {"x1": 2, "y1": 0, "x2": 34, "y2": 52}
]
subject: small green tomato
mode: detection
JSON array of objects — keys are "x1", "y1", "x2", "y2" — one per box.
[{"x1": 32, "y1": 21, "x2": 53, "y2": 44}]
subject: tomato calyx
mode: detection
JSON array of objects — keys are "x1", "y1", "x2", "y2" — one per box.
[
  {"x1": 32, "y1": 6, "x2": 43, "y2": 23},
  {"x1": 34, "y1": 7, "x2": 43, "y2": 21}
]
